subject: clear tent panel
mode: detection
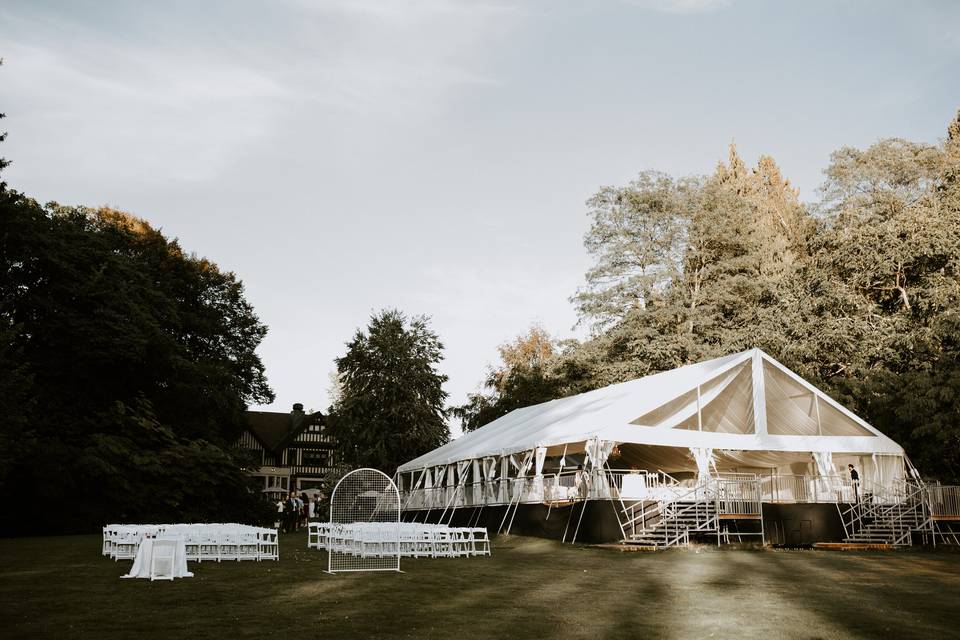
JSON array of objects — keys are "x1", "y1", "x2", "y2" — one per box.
[
  {"x1": 674, "y1": 360, "x2": 754, "y2": 433},
  {"x1": 631, "y1": 387, "x2": 698, "y2": 428},
  {"x1": 817, "y1": 399, "x2": 876, "y2": 437},
  {"x1": 763, "y1": 360, "x2": 820, "y2": 436}
]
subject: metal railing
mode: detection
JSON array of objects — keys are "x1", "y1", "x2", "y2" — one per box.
[
  {"x1": 837, "y1": 479, "x2": 927, "y2": 545},
  {"x1": 716, "y1": 477, "x2": 762, "y2": 516},
  {"x1": 925, "y1": 484, "x2": 960, "y2": 520},
  {"x1": 400, "y1": 469, "x2": 916, "y2": 511}
]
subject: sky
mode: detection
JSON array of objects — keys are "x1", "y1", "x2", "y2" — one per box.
[{"x1": 2, "y1": 0, "x2": 958, "y2": 434}]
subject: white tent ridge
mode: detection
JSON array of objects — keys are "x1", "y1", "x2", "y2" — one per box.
[{"x1": 399, "y1": 348, "x2": 903, "y2": 473}]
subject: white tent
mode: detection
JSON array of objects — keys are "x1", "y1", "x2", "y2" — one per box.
[{"x1": 399, "y1": 348, "x2": 905, "y2": 483}]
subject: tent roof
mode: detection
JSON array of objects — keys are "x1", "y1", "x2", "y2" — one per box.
[{"x1": 398, "y1": 348, "x2": 903, "y2": 472}]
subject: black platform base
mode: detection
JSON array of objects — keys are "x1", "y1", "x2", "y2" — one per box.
[{"x1": 402, "y1": 501, "x2": 851, "y2": 546}]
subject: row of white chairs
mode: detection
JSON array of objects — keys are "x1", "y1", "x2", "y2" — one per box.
[
  {"x1": 308, "y1": 522, "x2": 490, "y2": 558},
  {"x1": 103, "y1": 523, "x2": 279, "y2": 562}
]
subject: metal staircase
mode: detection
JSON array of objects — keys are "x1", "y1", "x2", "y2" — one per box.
[
  {"x1": 840, "y1": 481, "x2": 927, "y2": 546},
  {"x1": 623, "y1": 498, "x2": 719, "y2": 549},
  {"x1": 615, "y1": 475, "x2": 764, "y2": 550}
]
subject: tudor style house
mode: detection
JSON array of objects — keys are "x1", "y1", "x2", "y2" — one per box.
[{"x1": 236, "y1": 403, "x2": 336, "y2": 497}]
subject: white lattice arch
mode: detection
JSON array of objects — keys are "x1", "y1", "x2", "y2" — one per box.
[{"x1": 328, "y1": 468, "x2": 401, "y2": 573}]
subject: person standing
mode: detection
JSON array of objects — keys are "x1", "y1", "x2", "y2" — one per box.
[
  {"x1": 308, "y1": 495, "x2": 316, "y2": 520},
  {"x1": 848, "y1": 464, "x2": 860, "y2": 503},
  {"x1": 284, "y1": 491, "x2": 296, "y2": 533},
  {"x1": 575, "y1": 464, "x2": 589, "y2": 501},
  {"x1": 275, "y1": 496, "x2": 284, "y2": 529}
]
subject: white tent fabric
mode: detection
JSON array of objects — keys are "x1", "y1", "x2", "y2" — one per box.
[{"x1": 398, "y1": 348, "x2": 903, "y2": 473}]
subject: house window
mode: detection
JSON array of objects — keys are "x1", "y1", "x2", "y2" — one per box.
[{"x1": 302, "y1": 449, "x2": 330, "y2": 468}]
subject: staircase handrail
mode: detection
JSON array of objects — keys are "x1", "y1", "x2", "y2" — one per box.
[
  {"x1": 623, "y1": 477, "x2": 718, "y2": 530},
  {"x1": 840, "y1": 478, "x2": 926, "y2": 544}
]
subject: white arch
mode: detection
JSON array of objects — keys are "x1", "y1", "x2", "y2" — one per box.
[{"x1": 328, "y1": 468, "x2": 401, "y2": 573}]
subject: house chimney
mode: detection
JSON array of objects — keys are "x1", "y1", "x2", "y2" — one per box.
[{"x1": 292, "y1": 403, "x2": 304, "y2": 413}]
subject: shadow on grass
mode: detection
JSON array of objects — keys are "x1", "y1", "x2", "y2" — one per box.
[{"x1": 2, "y1": 533, "x2": 960, "y2": 639}]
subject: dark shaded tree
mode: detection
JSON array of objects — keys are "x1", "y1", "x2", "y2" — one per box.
[
  {"x1": 0, "y1": 195, "x2": 275, "y2": 534},
  {"x1": 330, "y1": 310, "x2": 449, "y2": 475}
]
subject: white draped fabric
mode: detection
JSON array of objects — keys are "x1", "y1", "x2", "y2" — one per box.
[
  {"x1": 122, "y1": 537, "x2": 192, "y2": 579},
  {"x1": 690, "y1": 447, "x2": 714, "y2": 480},
  {"x1": 812, "y1": 450, "x2": 841, "y2": 495}
]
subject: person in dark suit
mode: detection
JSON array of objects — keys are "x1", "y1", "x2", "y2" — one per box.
[{"x1": 848, "y1": 464, "x2": 860, "y2": 503}]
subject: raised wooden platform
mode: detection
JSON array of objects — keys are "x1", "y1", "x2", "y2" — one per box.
[{"x1": 813, "y1": 542, "x2": 893, "y2": 551}]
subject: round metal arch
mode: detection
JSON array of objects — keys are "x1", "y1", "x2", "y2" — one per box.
[{"x1": 328, "y1": 468, "x2": 401, "y2": 573}]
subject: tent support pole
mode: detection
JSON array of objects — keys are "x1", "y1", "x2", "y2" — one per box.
[
  {"x1": 469, "y1": 505, "x2": 483, "y2": 528},
  {"x1": 570, "y1": 498, "x2": 589, "y2": 544},
  {"x1": 498, "y1": 484, "x2": 522, "y2": 535},
  {"x1": 605, "y1": 460, "x2": 628, "y2": 541},
  {"x1": 562, "y1": 502, "x2": 576, "y2": 542}
]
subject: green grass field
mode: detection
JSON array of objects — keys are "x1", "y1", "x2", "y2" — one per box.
[{"x1": 1, "y1": 531, "x2": 958, "y2": 639}]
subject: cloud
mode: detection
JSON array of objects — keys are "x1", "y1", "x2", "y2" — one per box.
[
  {"x1": 2, "y1": 40, "x2": 288, "y2": 183},
  {"x1": 625, "y1": 0, "x2": 732, "y2": 14},
  {"x1": 0, "y1": 0, "x2": 521, "y2": 184}
]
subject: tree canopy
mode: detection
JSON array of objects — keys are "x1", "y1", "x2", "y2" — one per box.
[
  {"x1": 330, "y1": 310, "x2": 450, "y2": 475},
  {"x1": 0, "y1": 192, "x2": 275, "y2": 534}
]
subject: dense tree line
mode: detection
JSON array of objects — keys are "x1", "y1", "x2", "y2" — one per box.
[
  {"x1": 0, "y1": 176, "x2": 276, "y2": 534},
  {"x1": 456, "y1": 111, "x2": 960, "y2": 483}
]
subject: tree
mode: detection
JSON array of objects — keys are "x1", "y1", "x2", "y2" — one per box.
[
  {"x1": 330, "y1": 310, "x2": 449, "y2": 475},
  {"x1": 572, "y1": 171, "x2": 695, "y2": 331},
  {"x1": 825, "y1": 111, "x2": 960, "y2": 481},
  {"x1": 561, "y1": 145, "x2": 815, "y2": 389},
  {"x1": 452, "y1": 325, "x2": 563, "y2": 432},
  {"x1": 0, "y1": 198, "x2": 275, "y2": 534},
  {"x1": 0, "y1": 58, "x2": 9, "y2": 190}
]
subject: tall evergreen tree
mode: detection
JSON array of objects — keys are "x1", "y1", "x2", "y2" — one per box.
[{"x1": 330, "y1": 310, "x2": 450, "y2": 474}]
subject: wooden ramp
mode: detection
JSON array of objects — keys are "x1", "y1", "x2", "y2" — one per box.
[
  {"x1": 813, "y1": 542, "x2": 893, "y2": 551},
  {"x1": 596, "y1": 543, "x2": 659, "y2": 552}
]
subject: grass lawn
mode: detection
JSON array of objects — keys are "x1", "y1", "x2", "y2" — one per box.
[{"x1": 1, "y1": 531, "x2": 959, "y2": 639}]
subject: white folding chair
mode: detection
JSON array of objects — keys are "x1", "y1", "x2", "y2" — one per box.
[
  {"x1": 313, "y1": 523, "x2": 330, "y2": 550},
  {"x1": 450, "y1": 528, "x2": 472, "y2": 557},
  {"x1": 238, "y1": 530, "x2": 259, "y2": 561},
  {"x1": 198, "y1": 531, "x2": 220, "y2": 562},
  {"x1": 150, "y1": 539, "x2": 178, "y2": 581},
  {"x1": 470, "y1": 527, "x2": 491, "y2": 556},
  {"x1": 218, "y1": 530, "x2": 240, "y2": 561},
  {"x1": 431, "y1": 527, "x2": 455, "y2": 558},
  {"x1": 258, "y1": 528, "x2": 279, "y2": 561},
  {"x1": 182, "y1": 531, "x2": 201, "y2": 561},
  {"x1": 113, "y1": 530, "x2": 139, "y2": 561},
  {"x1": 102, "y1": 526, "x2": 114, "y2": 557}
]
